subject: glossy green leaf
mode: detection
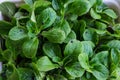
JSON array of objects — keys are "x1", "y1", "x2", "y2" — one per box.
[
  {"x1": 68, "y1": 0, "x2": 91, "y2": 16},
  {"x1": 100, "y1": 14, "x2": 114, "y2": 24},
  {"x1": 65, "y1": 62, "x2": 85, "y2": 78},
  {"x1": 83, "y1": 29, "x2": 98, "y2": 43},
  {"x1": 103, "y1": 9, "x2": 117, "y2": 19},
  {"x1": 18, "y1": 68, "x2": 33, "y2": 80},
  {"x1": 0, "y1": 2, "x2": 16, "y2": 18},
  {"x1": 14, "y1": 12, "x2": 26, "y2": 20},
  {"x1": 2, "y1": 49, "x2": 12, "y2": 61},
  {"x1": 26, "y1": 20, "x2": 36, "y2": 38},
  {"x1": 64, "y1": 30, "x2": 76, "y2": 43},
  {"x1": 92, "y1": 64, "x2": 109, "y2": 80},
  {"x1": 0, "y1": 21, "x2": 13, "y2": 35},
  {"x1": 110, "y1": 49, "x2": 120, "y2": 65},
  {"x1": 64, "y1": 39, "x2": 82, "y2": 57},
  {"x1": 96, "y1": 0, "x2": 103, "y2": 6},
  {"x1": 55, "y1": 20, "x2": 71, "y2": 37},
  {"x1": 81, "y1": 41, "x2": 95, "y2": 57},
  {"x1": 24, "y1": 0, "x2": 34, "y2": 5},
  {"x1": 43, "y1": 42, "x2": 62, "y2": 59},
  {"x1": 0, "y1": 0, "x2": 120, "y2": 79},
  {"x1": 91, "y1": 51, "x2": 109, "y2": 67},
  {"x1": 37, "y1": 7, "x2": 57, "y2": 29},
  {"x1": 89, "y1": 0, "x2": 96, "y2": 7},
  {"x1": 78, "y1": 53, "x2": 91, "y2": 72},
  {"x1": 9, "y1": 27, "x2": 27, "y2": 41},
  {"x1": 22, "y1": 37, "x2": 39, "y2": 58},
  {"x1": 95, "y1": 21, "x2": 107, "y2": 30},
  {"x1": 42, "y1": 28, "x2": 66, "y2": 43},
  {"x1": 83, "y1": 29, "x2": 93, "y2": 41},
  {"x1": 93, "y1": 28, "x2": 107, "y2": 35},
  {"x1": 36, "y1": 56, "x2": 59, "y2": 71},
  {"x1": 52, "y1": 0, "x2": 60, "y2": 10},
  {"x1": 20, "y1": 4, "x2": 32, "y2": 12},
  {"x1": 90, "y1": 8, "x2": 101, "y2": 19},
  {"x1": 34, "y1": 0, "x2": 51, "y2": 9},
  {"x1": 107, "y1": 40, "x2": 120, "y2": 50}
]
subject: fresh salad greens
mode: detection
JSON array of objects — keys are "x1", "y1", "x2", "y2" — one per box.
[{"x1": 0, "y1": 0, "x2": 120, "y2": 80}]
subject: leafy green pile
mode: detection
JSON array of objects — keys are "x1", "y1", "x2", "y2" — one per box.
[{"x1": 0, "y1": 0, "x2": 120, "y2": 80}]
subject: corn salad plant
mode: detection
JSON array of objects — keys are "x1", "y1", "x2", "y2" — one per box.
[{"x1": 0, "y1": 0, "x2": 120, "y2": 80}]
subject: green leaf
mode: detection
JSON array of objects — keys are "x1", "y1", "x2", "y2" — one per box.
[
  {"x1": 43, "y1": 42, "x2": 62, "y2": 59},
  {"x1": 2, "y1": 49, "x2": 12, "y2": 61},
  {"x1": 36, "y1": 56, "x2": 59, "y2": 71},
  {"x1": 69, "y1": 14, "x2": 78, "y2": 21},
  {"x1": 83, "y1": 29, "x2": 93, "y2": 41},
  {"x1": 37, "y1": 7, "x2": 57, "y2": 29},
  {"x1": 24, "y1": 0, "x2": 34, "y2": 5},
  {"x1": 68, "y1": 0, "x2": 91, "y2": 16},
  {"x1": 7, "y1": 64, "x2": 19, "y2": 80},
  {"x1": 26, "y1": 20, "x2": 37, "y2": 37},
  {"x1": 0, "y1": 0, "x2": 119, "y2": 79},
  {"x1": 0, "y1": 2, "x2": 16, "y2": 18},
  {"x1": 52, "y1": 0, "x2": 60, "y2": 10},
  {"x1": 107, "y1": 40, "x2": 120, "y2": 49},
  {"x1": 90, "y1": 8, "x2": 101, "y2": 19},
  {"x1": 95, "y1": 21, "x2": 107, "y2": 30},
  {"x1": 91, "y1": 51, "x2": 109, "y2": 67},
  {"x1": 93, "y1": 28, "x2": 107, "y2": 35},
  {"x1": 86, "y1": 72, "x2": 97, "y2": 80},
  {"x1": 34, "y1": 0, "x2": 51, "y2": 9},
  {"x1": 100, "y1": 14, "x2": 114, "y2": 24},
  {"x1": 42, "y1": 28, "x2": 66, "y2": 43},
  {"x1": 64, "y1": 39, "x2": 82, "y2": 57},
  {"x1": 55, "y1": 20, "x2": 71, "y2": 37},
  {"x1": 0, "y1": 21, "x2": 13, "y2": 35},
  {"x1": 33, "y1": 70, "x2": 45, "y2": 80},
  {"x1": 65, "y1": 62, "x2": 85, "y2": 78},
  {"x1": 9, "y1": 27, "x2": 27, "y2": 41},
  {"x1": 20, "y1": 4, "x2": 32, "y2": 12},
  {"x1": 96, "y1": 0, "x2": 103, "y2": 6},
  {"x1": 78, "y1": 53, "x2": 91, "y2": 72},
  {"x1": 110, "y1": 49, "x2": 120, "y2": 65},
  {"x1": 92, "y1": 64, "x2": 109, "y2": 80},
  {"x1": 22, "y1": 37, "x2": 39, "y2": 58},
  {"x1": 14, "y1": 12, "x2": 26, "y2": 20},
  {"x1": 89, "y1": 0, "x2": 96, "y2": 7},
  {"x1": 64, "y1": 30, "x2": 76, "y2": 43},
  {"x1": 18, "y1": 68, "x2": 33, "y2": 80},
  {"x1": 83, "y1": 29, "x2": 98, "y2": 43},
  {"x1": 5, "y1": 38, "x2": 23, "y2": 57},
  {"x1": 103, "y1": 9, "x2": 117, "y2": 19},
  {"x1": 81, "y1": 41, "x2": 95, "y2": 57}
]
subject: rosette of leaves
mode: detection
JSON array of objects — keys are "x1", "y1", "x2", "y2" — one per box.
[{"x1": 0, "y1": 0, "x2": 120, "y2": 80}]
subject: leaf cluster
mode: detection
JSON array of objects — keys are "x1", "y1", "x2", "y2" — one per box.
[{"x1": 0, "y1": 0, "x2": 120, "y2": 80}]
